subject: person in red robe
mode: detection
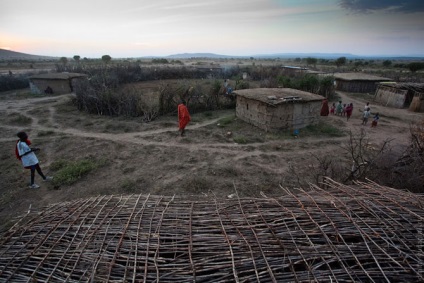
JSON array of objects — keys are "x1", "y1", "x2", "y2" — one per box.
[
  {"x1": 345, "y1": 103, "x2": 353, "y2": 121},
  {"x1": 178, "y1": 100, "x2": 191, "y2": 136},
  {"x1": 320, "y1": 99, "x2": 329, "y2": 116}
]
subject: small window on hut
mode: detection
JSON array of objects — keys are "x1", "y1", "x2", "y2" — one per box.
[{"x1": 247, "y1": 103, "x2": 249, "y2": 110}]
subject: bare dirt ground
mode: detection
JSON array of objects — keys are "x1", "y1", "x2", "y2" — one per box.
[{"x1": 1, "y1": 87, "x2": 423, "y2": 232}]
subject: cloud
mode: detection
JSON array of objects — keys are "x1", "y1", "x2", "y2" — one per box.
[{"x1": 339, "y1": 0, "x2": 424, "y2": 13}]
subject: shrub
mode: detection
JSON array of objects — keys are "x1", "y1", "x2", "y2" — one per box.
[
  {"x1": 0, "y1": 74, "x2": 29, "y2": 92},
  {"x1": 8, "y1": 113, "x2": 32, "y2": 125},
  {"x1": 217, "y1": 115, "x2": 235, "y2": 127},
  {"x1": 50, "y1": 158, "x2": 104, "y2": 187}
]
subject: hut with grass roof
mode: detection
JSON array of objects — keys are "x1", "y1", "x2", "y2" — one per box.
[
  {"x1": 234, "y1": 88, "x2": 324, "y2": 132},
  {"x1": 375, "y1": 82, "x2": 424, "y2": 111},
  {"x1": 333, "y1": 73, "x2": 391, "y2": 93},
  {"x1": 29, "y1": 72, "x2": 87, "y2": 95}
]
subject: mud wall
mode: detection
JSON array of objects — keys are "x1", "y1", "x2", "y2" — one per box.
[{"x1": 236, "y1": 97, "x2": 321, "y2": 132}]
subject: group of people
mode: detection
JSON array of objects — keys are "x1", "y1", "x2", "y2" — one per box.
[
  {"x1": 362, "y1": 102, "x2": 380, "y2": 127},
  {"x1": 333, "y1": 101, "x2": 354, "y2": 121},
  {"x1": 321, "y1": 100, "x2": 353, "y2": 121},
  {"x1": 320, "y1": 100, "x2": 380, "y2": 127}
]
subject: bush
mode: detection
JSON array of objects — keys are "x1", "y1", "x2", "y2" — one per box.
[
  {"x1": 50, "y1": 158, "x2": 104, "y2": 187},
  {"x1": 0, "y1": 74, "x2": 29, "y2": 92},
  {"x1": 8, "y1": 113, "x2": 32, "y2": 125}
]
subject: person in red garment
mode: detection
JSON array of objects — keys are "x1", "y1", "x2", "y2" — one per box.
[
  {"x1": 178, "y1": 100, "x2": 191, "y2": 136},
  {"x1": 320, "y1": 99, "x2": 329, "y2": 116}
]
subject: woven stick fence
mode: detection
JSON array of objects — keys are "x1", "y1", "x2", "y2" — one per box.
[{"x1": 0, "y1": 179, "x2": 423, "y2": 282}]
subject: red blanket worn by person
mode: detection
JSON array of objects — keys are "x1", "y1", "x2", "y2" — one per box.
[
  {"x1": 178, "y1": 103, "x2": 191, "y2": 130},
  {"x1": 320, "y1": 99, "x2": 329, "y2": 116}
]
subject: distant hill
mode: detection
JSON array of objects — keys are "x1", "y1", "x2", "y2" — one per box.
[
  {"x1": 165, "y1": 53, "x2": 234, "y2": 59},
  {"x1": 2, "y1": 49, "x2": 422, "y2": 61},
  {"x1": 164, "y1": 52, "x2": 358, "y2": 59},
  {"x1": 165, "y1": 52, "x2": 424, "y2": 60},
  {"x1": 0, "y1": 49, "x2": 56, "y2": 61}
]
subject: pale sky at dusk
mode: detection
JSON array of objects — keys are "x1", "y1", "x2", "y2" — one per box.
[{"x1": 1, "y1": 0, "x2": 423, "y2": 58}]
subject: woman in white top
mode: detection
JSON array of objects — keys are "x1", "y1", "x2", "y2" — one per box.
[{"x1": 16, "y1": 131, "x2": 52, "y2": 189}]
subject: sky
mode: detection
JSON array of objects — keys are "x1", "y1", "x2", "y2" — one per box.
[{"x1": 1, "y1": 0, "x2": 423, "y2": 58}]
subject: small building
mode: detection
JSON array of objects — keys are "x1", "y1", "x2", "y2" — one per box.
[
  {"x1": 333, "y1": 73, "x2": 391, "y2": 93},
  {"x1": 234, "y1": 88, "x2": 324, "y2": 132},
  {"x1": 281, "y1": 66, "x2": 308, "y2": 77},
  {"x1": 375, "y1": 82, "x2": 424, "y2": 112},
  {"x1": 29, "y1": 72, "x2": 87, "y2": 95}
]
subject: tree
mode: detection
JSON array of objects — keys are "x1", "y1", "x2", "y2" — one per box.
[
  {"x1": 59, "y1": 57, "x2": 68, "y2": 65},
  {"x1": 335, "y1": 57, "x2": 347, "y2": 67},
  {"x1": 382, "y1": 60, "x2": 392, "y2": 67},
  {"x1": 101, "y1": 55, "x2": 112, "y2": 64},
  {"x1": 407, "y1": 62, "x2": 424, "y2": 73},
  {"x1": 306, "y1": 57, "x2": 317, "y2": 68},
  {"x1": 73, "y1": 55, "x2": 81, "y2": 62}
]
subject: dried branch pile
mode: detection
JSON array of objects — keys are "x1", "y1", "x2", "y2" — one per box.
[{"x1": 0, "y1": 179, "x2": 423, "y2": 282}]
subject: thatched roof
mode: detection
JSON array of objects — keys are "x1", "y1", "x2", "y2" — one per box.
[
  {"x1": 234, "y1": 88, "x2": 324, "y2": 106},
  {"x1": 281, "y1": 66, "x2": 308, "y2": 70},
  {"x1": 334, "y1": 73, "x2": 391, "y2": 81},
  {"x1": 29, "y1": 72, "x2": 87, "y2": 80},
  {"x1": 0, "y1": 179, "x2": 422, "y2": 282},
  {"x1": 378, "y1": 82, "x2": 424, "y2": 93}
]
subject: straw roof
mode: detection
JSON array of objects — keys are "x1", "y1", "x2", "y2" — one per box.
[
  {"x1": 333, "y1": 73, "x2": 391, "y2": 81},
  {"x1": 234, "y1": 88, "x2": 324, "y2": 106},
  {"x1": 0, "y1": 179, "x2": 423, "y2": 282},
  {"x1": 378, "y1": 82, "x2": 424, "y2": 93},
  {"x1": 29, "y1": 72, "x2": 87, "y2": 80}
]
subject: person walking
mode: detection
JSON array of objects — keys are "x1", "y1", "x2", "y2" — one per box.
[
  {"x1": 371, "y1": 112, "x2": 380, "y2": 127},
  {"x1": 178, "y1": 100, "x2": 191, "y2": 136},
  {"x1": 362, "y1": 107, "x2": 371, "y2": 126},
  {"x1": 345, "y1": 103, "x2": 353, "y2": 121},
  {"x1": 16, "y1": 131, "x2": 52, "y2": 189}
]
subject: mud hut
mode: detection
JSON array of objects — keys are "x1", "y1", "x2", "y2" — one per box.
[
  {"x1": 29, "y1": 72, "x2": 87, "y2": 95},
  {"x1": 281, "y1": 66, "x2": 308, "y2": 77},
  {"x1": 333, "y1": 73, "x2": 391, "y2": 93},
  {"x1": 234, "y1": 88, "x2": 324, "y2": 132},
  {"x1": 375, "y1": 82, "x2": 424, "y2": 111},
  {"x1": 0, "y1": 180, "x2": 422, "y2": 282}
]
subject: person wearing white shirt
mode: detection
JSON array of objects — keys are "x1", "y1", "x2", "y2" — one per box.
[{"x1": 16, "y1": 131, "x2": 52, "y2": 189}]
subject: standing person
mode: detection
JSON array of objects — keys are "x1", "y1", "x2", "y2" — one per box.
[
  {"x1": 16, "y1": 131, "x2": 52, "y2": 189},
  {"x1": 330, "y1": 103, "x2": 336, "y2": 115},
  {"x1": 362, "y1": 107, "x2": 371, "y2": 125},
  {"x1": 371, "y1": 112, "x2": 380, "y2": 127},
  {"x1": 345, "y1": 103, "x2": 353, "y2": 121},
  {"x1": 364, "y1": 102, "x2": 370, "y2": 111},
  {"x1": 336, "y1": 101, "x2": 343, "y2": 116},
  {"x1": 178, "y1": 100, "x2": 191, "y2": 136},
  {"x1": 320, "y1": 99, "x2": 329, "y2": 116}
]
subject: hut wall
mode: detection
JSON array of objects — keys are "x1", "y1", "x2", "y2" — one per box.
[
  {"x1": 335, "y1": 80, "x2": 378, "y2": 93},
  {"x1": 292, "y1": 101, "x2": 321, "y2": 129},
  {"x1": 409, "y1": 93, "x2": 424, "y2": 112},
  {"x1": 30, "y1": 79, "x2": 72, "y2": 94},
  {"x1": 375, "y1": 86, "x2": 408, "y2": 108},
  {"x1": 236, "y1": 97, "x2": 321, "y2": 132},
  {"x1": 236, "y1": 96, "x2": 271, "y2": 130}
]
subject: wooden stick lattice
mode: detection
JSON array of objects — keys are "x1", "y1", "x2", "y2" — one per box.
[{"x1": 0, "y1": 179, "x2": 423, "y2": 282}]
